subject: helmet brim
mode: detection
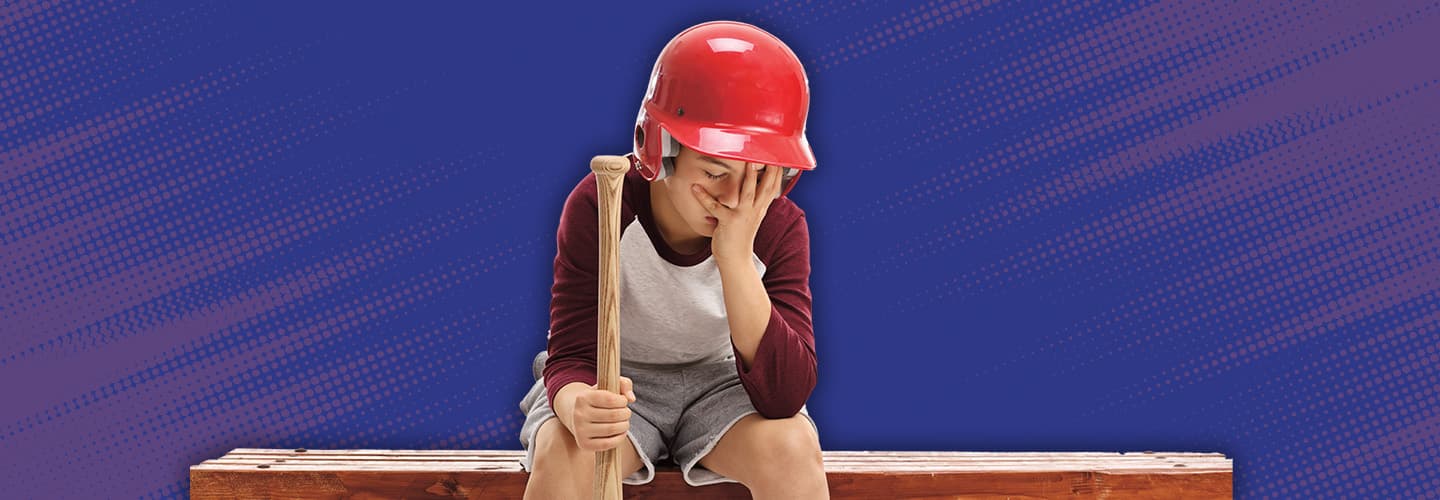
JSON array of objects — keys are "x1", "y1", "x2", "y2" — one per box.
[{"x1": 657, "y1": 112, "x2": 816, "y2": 171}]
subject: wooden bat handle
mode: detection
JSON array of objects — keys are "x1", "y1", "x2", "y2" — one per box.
[{"x1": 589, "y1": 155, "x2": 629, "y2": 500}]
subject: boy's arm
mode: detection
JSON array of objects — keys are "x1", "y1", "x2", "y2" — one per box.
[{"x1": 718, "y1": 213, "x2": 817, "y2": 419}]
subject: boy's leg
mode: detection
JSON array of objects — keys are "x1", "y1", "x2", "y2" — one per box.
[
  {"x1": 524, "y1": 417, "x2": 645, "y2": 499},
  {"x1": 520, "y1": 350, "x2": 674, "y2": 494},
  {"x1": 695, "y1": 412, "x2": 826, "y2": 499},
  {"x1": 518, "y1": 373, "x2": 666, "y2": 496},
  {"x1": 670, "y1": 356, "x2": 827, "y2": 498}
]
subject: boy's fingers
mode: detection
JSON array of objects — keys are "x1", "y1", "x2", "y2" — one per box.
[
  {"x1": 758, "y1": 164, "x2": 774, "y2": 201},
  {"x1": 740, "y1": 162, "x2": 758, "y2": 205},
  {"x1": 594, "y1": 421, "x2": 628, "y2": 437},
  {"x1": 767, "y1": 164, "x2": 782, "y2": 199},
  {"x1": 690, "y1": 185, "x2": 718, "y2": 214},
  {"x1": 691, "y1": 185, "x2": 732, "y2": 218},
  {"x1": 587, "y1": 433, "x2": 628, "y2": 451},
  {"x1": 585, "y1": 387, "x2": 630, "y2": 409},
  {"x1": 618, "y1": 377, "x2": 635, "y2": 402},
  {"x1": 597, "y1": 391, "x2": 629, "y2": 409},
  {"x1": 588, "y1": 406, "x2": 631, "y2": 423},
  {"x1": 752, "y1": 163, "x2": 768, "y2": 202}
]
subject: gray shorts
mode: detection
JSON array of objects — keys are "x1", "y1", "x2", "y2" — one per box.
[{"x1": 517, "y1": 349, "x2": 817, "y2": 487}]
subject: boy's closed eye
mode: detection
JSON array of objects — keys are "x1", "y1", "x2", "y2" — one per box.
[{"x1": 705, "y1": 168, "x2": 768, "y2": 181}]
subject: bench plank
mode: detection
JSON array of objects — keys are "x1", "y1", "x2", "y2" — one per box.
[{"x1": 191, "y1": 448, "x2": 1232, "y2": 499}]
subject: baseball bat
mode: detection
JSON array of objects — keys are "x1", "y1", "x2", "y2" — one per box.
[{"x1": 589, "y1": 154, "x2": 629, "y2": 500}]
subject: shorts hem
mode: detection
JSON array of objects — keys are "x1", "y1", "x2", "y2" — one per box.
[
  {"x1": 621, "y1": 430, "x2": 658, "y2": 485},
  {"x1": 678, "y1": 408, "x2": 820, "y2": 487},
  {"x1": 680, "y1": 410, "x2": 757, "y2": 487},
  {"x1": 521, "y1": 414, "x2": 659, "y2": 487},
  {"x1": 518, "y1": 413, "x2": 554, "y2": 474}
]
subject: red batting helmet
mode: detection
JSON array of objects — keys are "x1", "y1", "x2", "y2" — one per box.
[{"x1": 630, "y1": 21, "x2": 816, "y2": 198}]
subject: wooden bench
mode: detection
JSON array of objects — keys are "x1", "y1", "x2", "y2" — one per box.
[{"x1": 191, "y1": 448, "x2": 1233, "y2": 498}]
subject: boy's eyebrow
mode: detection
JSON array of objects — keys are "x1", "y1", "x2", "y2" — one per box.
[{"x1": 699, "y1": 155, "x2": 735, "y2": 171}]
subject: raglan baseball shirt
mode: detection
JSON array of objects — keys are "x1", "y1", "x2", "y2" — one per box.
[{"x1": 541, "y1": 166, "x2": 816, "y2": 419}]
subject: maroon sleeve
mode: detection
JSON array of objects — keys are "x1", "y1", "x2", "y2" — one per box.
[
  {"x1": 730, "y1": 212, "x2": 817, "y2": 418},
  {"x1": 542, "y1": 172, "x2": 634, "y2": 406}
]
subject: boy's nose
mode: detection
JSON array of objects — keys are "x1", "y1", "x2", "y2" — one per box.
[
  {"x1": 719, "y1": 182, "x2": 742, "y2": 209},
  {"x1": 719, "y1": 190, "x2": 738, "y2": 209}
]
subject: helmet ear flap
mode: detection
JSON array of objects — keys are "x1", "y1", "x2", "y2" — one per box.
[
  {"x1": 634, "y1": 121, "x2": 676, "y2": 181},
  {"x1": 657, "y1": 127, "x2": 680, "y2": 180},
  {"x1": 661, "y1": 157, "x2": 675, "y2": 180}
]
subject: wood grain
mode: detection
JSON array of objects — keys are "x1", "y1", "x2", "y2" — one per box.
[
  {"x1": 191, "y1": 448, "x2": 1233, "y2": 499},
  {"x1": 590, "y1": 154, "x2": 631, "y2": 500}
]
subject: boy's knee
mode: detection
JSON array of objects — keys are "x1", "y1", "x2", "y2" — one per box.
[
  {"x1": 772, "y1": 426, "x2": 823, "y2": 465},
  {"x1": 747, "y1": 421, "x2": 824, "y2": 487},
  {"x1": 527, "y1": 419, "x2": 595, "y2": 499},
  {"x1": 534, "y1": 418, "x2": 591, "y2": 467}
]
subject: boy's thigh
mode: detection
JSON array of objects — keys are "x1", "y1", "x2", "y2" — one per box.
[
  {"x1": 519, "y1": 376, "x2": 663, "y2": 484},
  {"x1": 536, "y1": 418, "x2": 643, "y2": 465},
  {"x1": 530, "y1": 417, "x2": 648, "y2": 477},
  {"x1": 667, "y1": 357, "x2": 819, "y2": 486}
]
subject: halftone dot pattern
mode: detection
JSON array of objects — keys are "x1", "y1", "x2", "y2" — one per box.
[
  {"x1": 884, "y1": 67, "x2": 1433, "y2": 329},
  {"x1": 815, "y1": 0, "x2": 1001, "y2": 70},
  {"x1": 1197, "y1": 313, "x2": 1439, "y2": 497},
  {"x1": 1, "y1": 107, "x2": 425, "y2": 353},
  {"x1": 3, "y1": 157, "x2": 529, "y2": 365},
  {"x1": 2, "y1": 172, "x2": 535, "y2": 439},
  {"x1": 1252, "y1": 341, "x2": 1439, "y2": 498},
  {"x1": 1, "y1": 2, "x2": 225, "y2": 133},
  {"x1": 0, "y1": 0, "x2": 137, "y2": 99},
  {"x1": 844, "y1": 1, "x2": 1416, "y2": 236},
  {"x1": 748, "y1": 0, "x2": 884, "y2": 32},
  {"x1": 0, "y1": 1, "x2": 550, "y2": 496},
  {"x1": 1, "y1": 84, "x2": 356, "y2": 298},
  {"x1": 5, "y1": 238, "x2": 545, "y2": 494},
  {"x1": 905, "y1": 85, "x2": 1438, "y2": 320},
  {"x1": 3, "y1": 1, "x2": 1437, "y2": 498},
  {"x1": 843, "y1": 0, "x2": 1153, "y2": 140},
  {"x1": 81, "y1": 294, "x2": 536, "y2": 491},
  {"x1": 1185, "y1": 311, "x2": 1439, "y2": 445},
  {"x1": 0, "y1": 203, "x2": 532, "y2": 435},
  {"x1": 928, "y1": 158, "x2": 1428, "y2": 395},
  {"x1": 799, "y1": 1, "x2": 1434, "y2": 497},
  {"x1": 841, "y1": 1, "x2": 1427, "y2": 240},
  {"x1": 0, "y1": 39, "x2": 320, "y2": 174}
]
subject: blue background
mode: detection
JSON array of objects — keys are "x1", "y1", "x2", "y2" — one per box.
[{"x1": 2, "y1": 1, "x2": 1437, "y2": 498}]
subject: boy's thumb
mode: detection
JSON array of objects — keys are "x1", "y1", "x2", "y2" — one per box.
[
  {"x1": 593, "y1": 378, "x2": 636, "y2": 402},
  {"x1": 619, "y1": 376, "x2": 636, "y2": 402}
]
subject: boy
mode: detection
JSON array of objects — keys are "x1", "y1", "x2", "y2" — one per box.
[{"x1": 518, "y1": 21, "x2": 827, "y2": 499}]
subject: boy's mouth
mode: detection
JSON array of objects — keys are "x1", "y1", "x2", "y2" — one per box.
[{"x1": 705, "y1": 216, "x2": 718, "y2": 225}]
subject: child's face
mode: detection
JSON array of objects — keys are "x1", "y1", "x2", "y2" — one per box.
[{"x1": 661, "y1": 145, "x2": 754, "y2": 238}]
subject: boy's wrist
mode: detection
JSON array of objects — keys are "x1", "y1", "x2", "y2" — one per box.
[
  {"x1": 714, "y1": 248, "x2": 755, "y2": 272},
  {"x1": 552, "y1": 381, "x2": 589, "y2": 433}
]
